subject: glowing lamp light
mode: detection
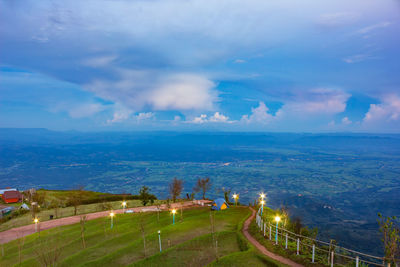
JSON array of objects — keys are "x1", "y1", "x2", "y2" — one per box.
[
  {"x1": 171, "y1": 209, "x2": 177, "y2": 224},
  {"x1": 34, "y1": 218, "x2": 39, "y2": 232},
  {"x1": 260, "y1": 193, "x2": 266, "y2": 199},
  {"x1": 274, "y1": 215, "x2": 281, "y2": 244},
  {"x1": 110, "y1": 211, "x2": 115, "y2": 229},
  {"x1": 260, "y1": 200, "x2": 265, "y2": 205},
  {"x1": 122, "y1": 201, "x2": 127, "y2": 207},
  {"x1": 232, "y1": 194, "x2": 238, "y2": 199}
]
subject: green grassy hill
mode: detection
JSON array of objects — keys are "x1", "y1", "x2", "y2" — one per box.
[
  {"x1": 0, "y1": 189, "x2": 160, "y2": 232},
  {"x1": 0, "y1": 207, "x2": 283, "y2": 267}
]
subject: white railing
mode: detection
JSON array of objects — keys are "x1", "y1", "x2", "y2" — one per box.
[{"x1": 255, "y1": 213, "x2": 400, "y2": 267}]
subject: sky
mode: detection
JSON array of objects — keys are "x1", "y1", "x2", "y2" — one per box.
[{"x1": 1, "y1": 0, "x2": 400, "y2": 132}]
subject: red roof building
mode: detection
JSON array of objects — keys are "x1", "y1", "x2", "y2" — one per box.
[{"x1": 2, "y1": 190, "x2": 22, "y2": 203}]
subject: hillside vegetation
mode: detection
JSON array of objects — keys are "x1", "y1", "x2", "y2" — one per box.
[
  {"x1": 0, "y1": 207, "x2": 282, "y2": 267},
  {"x1": 0, "y1": 189, "x2": 159, "y2": 232}
]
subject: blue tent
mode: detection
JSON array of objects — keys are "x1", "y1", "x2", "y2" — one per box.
[{"x1": 211, "y1": 198, "x2": 229, "y2": 211}]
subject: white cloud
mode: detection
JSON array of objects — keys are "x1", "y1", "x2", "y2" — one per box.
[
  {"x1": 148, "y1": 74, "x2": 216, "y2": 110},
  {"x1": 68, "y1": 103, "x2": 105, "y2": 118},
  {"x1": 364, "y1": 95, "x2": 400, "y2": 123},
  {"x1": 234, "y1": 59, "x2": 246, "y2": 63},
  {"x1": 342, "y1": 117, "x2": 352, "y2": 125},
  {"x1": 342, "y1": 54, "x2": 377, "y2": 64},
  {"x1": 192, "y1": 114, "x2": 208, "y2": 124},
  {"x1": 317, "y1": 12, "x2": 359, "y2": 28},
  {"x1": 136, "y1": 112, "x2": 154, "y2": 120},
  {"x1": 82, "y1": 55, "x2": 117, "y2": 68},
  {"x1": 241, "y1": 102, "x2": 277, "y2": 124},
  {"x1": 51, "y1": 102, "x2": 106, "y2": 118},
  {"x1": 190, "y1": 112, "x2": 231, "y2": 124},
  {"x1": 283, "y1": 88, "x2": 350, "y2": 115},
  {"x1": 107, "y1": 108, "x2": 132, "y2": 124},
  {"x1": 85, "y1": 70, "x2": 218, "y2": 112},
  {"x1": 357, "y1": 21, "x2": 391, "y2": 35},
  {"x1": 209, "y1": 112, "x2": 229, "y2": 122}
]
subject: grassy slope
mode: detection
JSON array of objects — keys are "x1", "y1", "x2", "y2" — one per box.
[{"x1": 1, "y1": 206, "x2": 287, "y2": 267}]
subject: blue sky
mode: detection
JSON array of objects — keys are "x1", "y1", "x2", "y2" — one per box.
[{"x1": 1, "y1": 0, "x2": 399, "y2": 132}]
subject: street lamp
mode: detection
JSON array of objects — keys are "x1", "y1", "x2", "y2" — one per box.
[
  {"x1": 274, "y1": 215, "x2": 281, "y2": 244},
  {"x1": 260, "y1": 193, "x2": 266, "y2": 200},
  {"x1": 122, "y1": 201, "x2": 127, "y2": 213},
  {"x1": 110, "y1": 211, "x2": 115, "y2": 229},
  {"x1": 232, "y1": 194, "x2": 239, "y2": 206},
  {"x1": 33, "y1": 218, "x2": 39, "y2": 232},
  {"x1": 158, "y1": 230, "x2": 162, "y2": 252},
  {"x1": 260, "y1": 200, "x2": 265, "y2": 215},
  {"x1": 171, "y1": 209, "x2": 177, "y2": 225}
]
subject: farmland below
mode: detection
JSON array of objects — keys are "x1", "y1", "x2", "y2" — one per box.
[{"x1": 1, "y1": 129, "x2": 400, "y2": 255}]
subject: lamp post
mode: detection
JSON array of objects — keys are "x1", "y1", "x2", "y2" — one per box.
[
  {"x1": 260, "y1": 200, "x2": 265, "y2": 216},
  {"x1": 122, "y1": 201, "x2": 127, "y2": 213},
  {"x1": 171, "y1": 209, "x2": 177, "y2": 225},
  {"x1": 259, "y1": 193, "x2": 266, "y2": 215},
  {"x1": 274, "y1": 215, "x2": 281, "y2": 244},
  {"x1": 158, "y1": 230, "x2": 162, "y2": 252},
  {"x1": 110, "y1": 211, "x2": 115, "y2": 229},
  {"x1": 232, "y1": 194, "x2": 238, "y2": 206},
  {"x1": 33, "y1": 218, "x2": 39, "y2": 232}
]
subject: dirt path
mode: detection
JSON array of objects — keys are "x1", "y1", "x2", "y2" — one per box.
[
  {"x1": 242, "y1": 207, "x2": 304, "y2": 267},
  {"x1": 0, "y1": 200, "x2": 210, "y2": 244}
]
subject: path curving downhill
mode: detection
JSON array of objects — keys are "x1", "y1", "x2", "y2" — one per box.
[
  {"x1": 0, "y1": 200, "x2": 211, "y2": 245},
  {"x1": 242, "y1": 207, "x2": 304, "y2": 267}
]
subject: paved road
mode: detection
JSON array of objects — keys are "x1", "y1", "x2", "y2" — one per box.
[
  {"x1": 242, "y1": 207, "x2": 304, "y2": 267},
  {"x1": 0, "y1": 200, "x2": 210, "y2": 244}
]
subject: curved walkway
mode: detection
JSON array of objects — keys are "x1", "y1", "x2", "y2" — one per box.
[
  {"x1": 242, "y1": 207, "x2": 304, "y2": 267},
  {"x1": 0, "y1": 200, "x2": 210, "y2": 244}
]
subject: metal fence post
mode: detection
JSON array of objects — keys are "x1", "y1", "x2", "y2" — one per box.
[
  {"x1": 331, "y1": 251, "x2": 334, "y2": 267},
  {"x1": 312, "y1": 244, "x2": 315, "y2": 263},
  {"x1": 264, "y1": 223, "x2": 266, "y2": 237},
  {"x1": 356, "y1": 256, "x2": 359, "y2": 267},
  {"x1": 269, "y1": 225, "x2": 272, "y2": 240},
  {"x1": 297, "y1": 238, "x2": 300, "y2": 255},
  {"x1": 285, "y1": 233, "x2": 288, "y2": 249}
]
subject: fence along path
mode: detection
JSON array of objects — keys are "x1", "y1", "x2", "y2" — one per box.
[{"x1": 255, "y1": 213, "x2": 400, "y2": 267}]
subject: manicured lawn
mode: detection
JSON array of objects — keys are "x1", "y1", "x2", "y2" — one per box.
[{"x1": 1, "y1": 207, "x2": 255, "y2": 267}]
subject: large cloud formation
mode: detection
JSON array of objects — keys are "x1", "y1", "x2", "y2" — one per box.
[{"x1": 0, "y1": 0, "x2": 399, "y2": 131}]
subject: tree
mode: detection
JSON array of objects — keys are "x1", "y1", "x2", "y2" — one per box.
[
  {"x1": 34, "y1": 227, "x2": 63, "y2": 266},
  {"x1": 67, "y1": 190, "x2": 83, "y2": 216},
  {"x1": 49, "y1": 198, "x2": 64, "y2": 219},
  {"x1": 210, "y1": 211, "x2": 219, "y2": 260},
  {"x1": 193, "y1": 177, "x2": 212, "y2": 200},
  {"x1": 378, "y1": 213, "x2": 400, "y2": 265},
  {"x1": 139, "y1": 186, "x2": 151, "y2": 206},
  {"x1": 138, "y1": 212, "x2": 147, "y2": 257},
  {"x1": 169, "y1": 178, "x2": 183, "y2": 203},
  {"x1": 291, "y1": 217, "x2": 303, "y2": 234},
  {"x1": 221, "y1": 188, "x2": 231, "y2": 204},
  {"x1": 80, "y1": 216, "x2": 87, "y2": 248}
]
